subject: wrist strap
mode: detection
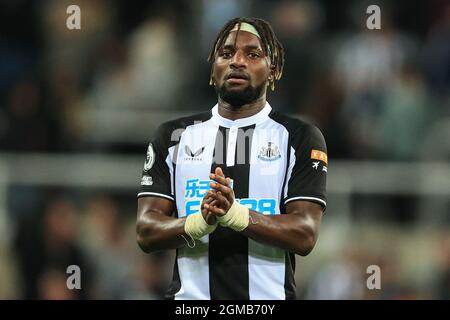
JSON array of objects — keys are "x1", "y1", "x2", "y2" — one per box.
[
  {"x1": 217, "y1": 201, "x2": 250, "y2": 232},
  {"x1": 185, "y1": 213, "x2": 217, "y2": 240}
]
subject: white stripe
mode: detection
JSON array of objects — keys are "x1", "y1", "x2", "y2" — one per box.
[
  {"x1": 167, "y1": 146, "x2": 176, "y2": 195},
  {"x1": 175, "y1": 255, "x2": 211, "y2": 300},
  {"x1": 284, "y1": 146, "x2": 296, "y2": 199},
  {"x1": 137, "y1": 192, "x2": 174, "y2": 201},
  {"x1": 248, "y1": 118, "x2": 288, "y2": 300},
  {"x1": 226, "y1": 126, "x2": 238, "y2": 167},
  {"x1": 173, "y1": 118, "x2": 217, "y2": 300},
  {"x1": 248, "y1": 240, "x2": 286, "y2": 300},
  {"x1": 284, "y1": 196, "x2": 326, "y2": 207}
]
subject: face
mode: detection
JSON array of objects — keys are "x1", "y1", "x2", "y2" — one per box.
[{"x1": 212, "y1": 30, "x2": 272, "y2": 107}]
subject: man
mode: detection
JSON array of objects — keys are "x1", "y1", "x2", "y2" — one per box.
[{"x1": 136, "y1": 17, "x2": 328, "y2": 300}]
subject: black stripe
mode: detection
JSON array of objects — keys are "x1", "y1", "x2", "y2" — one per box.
[
  {"x1": 284, "y1": 252, "x2": 297, "y2": 299},
  {"x1": 166, "y1": 141, "x2": 181, "y2": 299},
  {"x1": 268, "y1": 111, "x2": 305, "y2": 299},
  {"x1": 209, "y1": 125, "x2": 255, "y2": 299},
  {"x1": 172, "y1": 143, "x2": 180, "y2": 215},
  {"x1": 164, "y1": 250, "x2": 181, "y2": 299},
  {"x1": 279, "y1": 136, "x2": 291, "y2": 214}
]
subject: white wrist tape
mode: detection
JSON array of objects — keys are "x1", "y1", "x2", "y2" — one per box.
[
  {"x1": 184, "y1": 213, "x2": 217, "y2": 240},
  {"x1": 217, "y1": 201, "x2": 249, "y2": 232}
]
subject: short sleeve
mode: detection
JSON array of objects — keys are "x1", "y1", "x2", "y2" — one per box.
[
  {"x1": 283, "y1": 123, "x2": 328, "y2": 210},
  {"x1": 137, "y1": 123, "x2": 175, "y2": 201}
]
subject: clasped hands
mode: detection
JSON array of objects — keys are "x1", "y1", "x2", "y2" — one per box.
[
  {"x1": 201, "y1": 166, "x2": 250, "y2": 232},
  {"x1": 184, "y1": 167, "x2": 250, "y2": 242},
  {"x1": 201, "y1": 166, "x2": 234, "y2": 225}
]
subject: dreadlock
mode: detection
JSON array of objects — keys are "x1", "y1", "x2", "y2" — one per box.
[{"x1": 207, "y1": 17, "x2": 285, "y2": 91}]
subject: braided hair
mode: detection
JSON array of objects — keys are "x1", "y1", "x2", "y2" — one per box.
[{"x1": 207, "y1": 17, "x2": 285, "y2": 91}]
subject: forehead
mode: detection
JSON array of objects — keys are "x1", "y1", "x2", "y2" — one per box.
[{"x1": 222, "y1": 30, "x2": 263, "y2": 49}]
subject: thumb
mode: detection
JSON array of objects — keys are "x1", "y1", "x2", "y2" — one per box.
[{"x1": 215, "y1": 166, "x2": 225, "y2": 177}]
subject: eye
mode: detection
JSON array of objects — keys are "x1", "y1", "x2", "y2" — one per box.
[
  {"x1": 220, "y1": 50, "x2": 233, "y2": 59},
  {"x1": 248, "y1": 52, "x2": 261, "y2": 59}
]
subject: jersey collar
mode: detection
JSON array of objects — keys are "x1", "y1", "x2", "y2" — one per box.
[{"x1": 211, "y1": 101, "x2": 272, "y2": 128}]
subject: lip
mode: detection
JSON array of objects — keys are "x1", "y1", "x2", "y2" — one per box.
[
  {"x1": 226, "y1": 71, "x2": 250, "y2": 80},
  {"x1": 226, "y1": 78, "x2": 249, "y2": 85}
]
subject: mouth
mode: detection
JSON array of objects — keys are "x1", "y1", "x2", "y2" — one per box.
[
  {"x1": 226, "y1": 73, "x2": 249, "y2": 80},
  {"x1": 226, "y1": 72, "x2": 250, "y2": 85}
]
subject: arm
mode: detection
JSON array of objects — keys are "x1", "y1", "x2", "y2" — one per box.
[
  {"x1": 205, "y1": 168, "x2": 323, "y2": 256},
  {"x1": 136, "y1": 196, "x2": 185, "y2": 253},
  {"x1": 242, "y1": 201, "x2": 323, "y2": 256},
  {"x1": 136, "y1": 196, "x2": 217, "y2": 253}
]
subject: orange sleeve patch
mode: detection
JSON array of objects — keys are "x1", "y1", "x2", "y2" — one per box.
[{"x1": 311, "y1": 149, "x2": 328, "y2": 165}]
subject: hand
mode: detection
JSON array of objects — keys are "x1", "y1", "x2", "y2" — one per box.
[
  {"x1": 201, "y1": 195, "x2": 217, "y2": 225},
  {"x1": 204, "y1": 167, "x2": 235, "y2": 216}
]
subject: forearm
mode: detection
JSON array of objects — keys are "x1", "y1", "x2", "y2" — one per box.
[
  {"x1": 241, "y1": 210, "x2": 319, "y2": 256},
  {"x1": 136, "y1": 211, "x2": 187, "y2": 253}
]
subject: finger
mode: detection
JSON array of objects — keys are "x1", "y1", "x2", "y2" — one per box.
[
  {"x1": 206, "y1": 190, "x2": 219, "y2": 200},
  {"x1": 210, "y1": 181, "x2": 232, "y2": 195},
  {"x1": 207, "y1": 198, "x2": 218, "y2": 211},
  {"x1": 205, "y1": 198, "x2": 218, "y2": 215},
  {"x1": 205, "y1": 212, "x2": 216, "y2": 225},
  {"x1": 210, "y1": 183, "x2": 234, "y2": 205},
  {"x1": 202, "y1": 196, "x2": 216, "y2": 215},
  {"x1": 204, "y1": 196, "x2": 214, "y2": 204},
  {"x1": 215, "y1": 166, "x2": 225, "y2": 178},
  {"x1": 207, "y1": 190, "x2": 226, "y2": 205},
  {"x1": 209, "y1": 173, "x2": 229, "y2": 187},
  {"x1": 201, "y1": 196, "x2": 214, "y2": 209},
  {"x1": 209, "y1": 167, "x2": 225, "y2": 185},
  {"x1": 206, "y1": 191, "x2": 221, "y2": 203},
  {"x1": 204, "y1": 203, "x2": 226, "y2": 216},
  {"x1": 208, "y1": 191, "x2": 230, "y2": 209}
]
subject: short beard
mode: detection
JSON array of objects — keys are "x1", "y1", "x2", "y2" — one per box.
[{"x1": 215, "y1": 82, "x2": 265, "y2": 108}]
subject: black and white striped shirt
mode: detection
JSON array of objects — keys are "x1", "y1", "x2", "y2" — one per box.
[{"x1": 138, "y1": 102, "x2": 327, "y2": 300}]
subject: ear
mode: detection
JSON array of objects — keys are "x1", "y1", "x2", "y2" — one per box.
[
  {"x1": 267, "y1": 71, "x2": 275, "y2": 91},
  {"x1": 268, "y1": 69, "x2": 274, "y2": 82},
  {"x1": 209, "y1": 71, "x2": 216, "y2": 86}
]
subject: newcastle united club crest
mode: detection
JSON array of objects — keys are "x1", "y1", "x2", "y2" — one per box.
[{"x1": 258, "y1": 142, "x2": 281, "y2": 161}]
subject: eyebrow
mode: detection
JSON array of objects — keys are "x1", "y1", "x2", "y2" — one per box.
[{"x1": 221, "y1": 44, "x2": 263, "y2": 51}]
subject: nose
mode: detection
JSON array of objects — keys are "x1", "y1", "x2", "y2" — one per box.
[{"x1": 230, "y1": 50, "x2": 246, "y2": 69}]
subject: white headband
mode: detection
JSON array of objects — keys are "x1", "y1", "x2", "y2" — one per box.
[{"x1": 230, "y1": 22, "x2": 260, "y2": 38}]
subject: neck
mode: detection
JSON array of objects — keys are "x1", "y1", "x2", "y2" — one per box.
[{"x1": 217, "y1": 94, "x2": 266, "y2": 121}]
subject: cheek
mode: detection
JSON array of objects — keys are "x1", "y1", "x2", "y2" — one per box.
[
  {"x1": 253, "y1": 66, "x2": 271, "y2": 84},
  {"x1": 213, "y1": 63, "x2": 226, "y2": 80}
]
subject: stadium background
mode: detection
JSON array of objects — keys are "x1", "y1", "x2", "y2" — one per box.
[{"x1": 0, "y1": 0, "x2": 449, "y2": 299}]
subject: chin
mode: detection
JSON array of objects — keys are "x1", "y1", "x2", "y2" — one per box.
[
  {"x1": 224, "y1": 82, "x2": 250, "y2": 91},
  {"x1": 216, "y1": 82, "x2": 265, "y2": 107}
]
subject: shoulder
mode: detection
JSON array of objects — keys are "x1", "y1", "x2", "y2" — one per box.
[
  {"x1": 268, "y1": 110, "x2": 325, "y2": 142},
  {"x1": 153, "y1": 110, "x2": 213, "y2": 139}
]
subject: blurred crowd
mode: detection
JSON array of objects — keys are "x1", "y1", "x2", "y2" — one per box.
[
  {"x1": 3, "y1": 193, "x2": 172, "y2": 299},
  {"x1": 2, "y1": 191, "x2": 450, "y2": 299},
  {"x1": 0, "y1": 0, "x2": 449, "y2": 299},
  {"x1": 1, "y1": 0, "x2": 449, "y2": 157},
  {"x1": 299, "y1": 232, "x2": 450, "y2": 299}
]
